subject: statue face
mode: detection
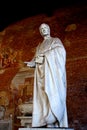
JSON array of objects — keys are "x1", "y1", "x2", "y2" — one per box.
[{"x1": 39, "y1": 23, "x2": 50, "y2": 36}]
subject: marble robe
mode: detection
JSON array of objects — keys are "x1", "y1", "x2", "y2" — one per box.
[{"x1": 31, "y1": 37, "x2": 68, "y2": 127}]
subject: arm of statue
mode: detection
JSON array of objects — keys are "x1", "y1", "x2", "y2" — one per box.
[{"x1": 24, "y1": 58, "x2": 36, "y2": 68}]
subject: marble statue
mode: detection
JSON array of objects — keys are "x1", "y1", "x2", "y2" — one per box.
[{"x1": 24, "y1": 23, "x2": 68, "y2": 128}]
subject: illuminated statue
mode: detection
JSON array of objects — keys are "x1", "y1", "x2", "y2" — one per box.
[{"x1": 25, "y1": 23, "x2": 68, "y2": 128}]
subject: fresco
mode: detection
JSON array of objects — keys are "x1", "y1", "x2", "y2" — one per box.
[{"x1": 0, "y1": 4, "x2": 87, "y2": 129}]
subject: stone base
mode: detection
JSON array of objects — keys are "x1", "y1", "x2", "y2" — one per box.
[
  {"x1": 0, "y1": 118, "x2": 12, "y2": 130},
  {"x1": 18, "y1": 128, "x2": 74, "y2": 130},
  {"x1": 17, "y1": 116, "x2": 32, "y2": 127}
]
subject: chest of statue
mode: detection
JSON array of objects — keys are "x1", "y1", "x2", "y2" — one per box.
[{"x1": 38, "y1": 38, "x2": 53, "y2": 54}]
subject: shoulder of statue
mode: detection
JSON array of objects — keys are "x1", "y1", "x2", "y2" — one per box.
[
  {"x1": 54, "y1": 37, "x2": 61, "y2": 41},
  {"x1": 52, "y1": 37, "x2": 62, "y2": 44},
  {"x1": 36, "y1": 42, "x2": 41, "y2": 49},
  {"x1": 51, "y1": 37, "x2": 65, "y2": 50},
  {"x1": 51, "y1": 37, "x2": 60, "y2": 43}
]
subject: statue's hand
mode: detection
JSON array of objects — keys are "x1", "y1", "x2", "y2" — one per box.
[
  {"x1": 38, "y1": 53, "x2": 44, "y2": 57},
  {"x1": 24, "y1": 61, "x2": 35, "y2": 67}
]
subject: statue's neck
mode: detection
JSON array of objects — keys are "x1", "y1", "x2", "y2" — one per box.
[{"x1": 43, "y1": 35, "x2": 51, "y2": 40}]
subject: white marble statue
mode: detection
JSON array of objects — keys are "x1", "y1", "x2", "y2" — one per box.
[{"x1": 24, "y1": 23, "x2": 68, "y2": 128}]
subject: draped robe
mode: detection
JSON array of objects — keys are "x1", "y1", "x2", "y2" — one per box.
[{"x1": 31, "y1": 37, "x2": 68, "y2": 127}]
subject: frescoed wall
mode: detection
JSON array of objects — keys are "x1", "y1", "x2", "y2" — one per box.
[{"x1": 0, "y1": 4, "x2": 87, "y2": 130}]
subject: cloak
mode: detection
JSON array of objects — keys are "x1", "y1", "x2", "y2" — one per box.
[{"x1": 32, "y1": 37, "x2": 68, "y2": 127}]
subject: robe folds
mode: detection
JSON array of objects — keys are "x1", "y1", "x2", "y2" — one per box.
[{"x1": 32, "y1": 37, "x2": 68, "y2": 127}]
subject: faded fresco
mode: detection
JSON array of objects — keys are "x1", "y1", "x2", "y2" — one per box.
[{"x1": 0, "y1": 4, "x2": 87, "y2": 130}]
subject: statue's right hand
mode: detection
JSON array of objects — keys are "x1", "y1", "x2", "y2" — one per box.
[
  {"x1": 24, "y1": 61, "x2": 35, "y2": 67},
  {"x1": 24, "y1": 62, "x2": 29, "y2": 64}
]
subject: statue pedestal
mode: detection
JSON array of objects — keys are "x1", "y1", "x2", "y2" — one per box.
[
  {"x1": 17, "y1": 116, "x2": 32, "y2": 127},
  {"x1": 18, "y1": 128, "x2": 74, "y2": 130},
  {"x1": 17, "y1": 116, "x2": 74, "y2": 130}
]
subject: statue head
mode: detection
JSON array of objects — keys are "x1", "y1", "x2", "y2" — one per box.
[{"x1": 39, "y1": 23, "x2": 50, "y2": 37}]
